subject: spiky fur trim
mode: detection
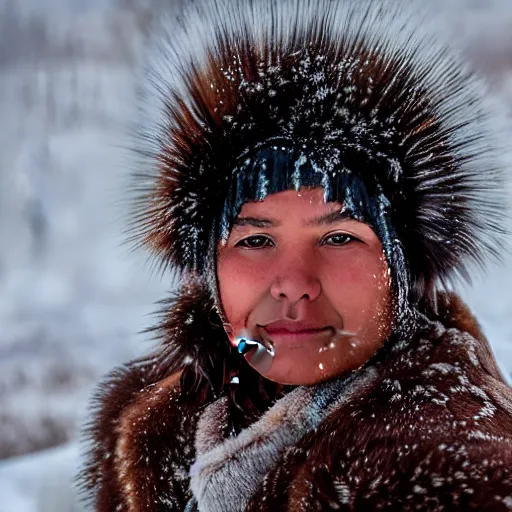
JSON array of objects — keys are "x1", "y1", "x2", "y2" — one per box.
[{"x1": 129, "y1": 0, "x2": 507, "y2": 297}]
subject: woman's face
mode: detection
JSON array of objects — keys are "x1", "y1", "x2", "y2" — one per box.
[{"x1": 217, "y1": 187, "x2": 392, "y2": 385}]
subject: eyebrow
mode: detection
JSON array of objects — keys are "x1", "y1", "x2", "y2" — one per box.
[{"x1": 232, "y1": 210, "x2": 353, "y2": 229}]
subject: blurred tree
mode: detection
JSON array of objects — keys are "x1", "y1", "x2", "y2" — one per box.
[{"x1": 116, "y1": 0, "x2": 183, "y2": 33}]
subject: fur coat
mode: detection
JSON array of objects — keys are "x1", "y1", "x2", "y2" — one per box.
[
  {"x1": 78, "y1": 0, "x2": 512, "y2": 510},
  {"x1": 79, "y1": 284, "x2": 512, "y2": 511}
]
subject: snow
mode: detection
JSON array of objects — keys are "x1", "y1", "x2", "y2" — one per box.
[
  {"x1": 0, "y1": 0, "x2": 512, "y2": 511},
  {"x1": 0, "y1": 444, "x2": 84, "y2": 512},
  {"x1": 0, "y1": 1, "x2": 168, "y2": 509}
]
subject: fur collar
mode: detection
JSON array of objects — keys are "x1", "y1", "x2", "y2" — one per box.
[
  {"x1": 189, "y1": 372, "x2": 371, "y2": 511},
  {"x1": 78, "y1": 281, "x2": 509, "y2": 511}
]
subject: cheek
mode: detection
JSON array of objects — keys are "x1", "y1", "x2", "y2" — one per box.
[
  {"x1": 322, "y1": 251, "x2": 391, "y2": 330},
  {"x1": 217, "y1": 253, "x2": 269, "y2": 328}
]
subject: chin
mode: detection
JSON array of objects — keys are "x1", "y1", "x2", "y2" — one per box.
[{"x1": 263, "y1": 367, "x2": 342, "y2": 386}]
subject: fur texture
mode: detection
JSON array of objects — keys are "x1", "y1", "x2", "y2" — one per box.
[
  {"x1": 189, "y1": 373, "x2": 363, "y2": 511},
  {"x1": 130, "y1": 0, "x2": 506, "y2": 299},
  {"x1": 78, "y1": 1, "x2": 512, "y2": 510},
  {"x1": 78, "y1": 284, "x2": 512, "y2": 511}
]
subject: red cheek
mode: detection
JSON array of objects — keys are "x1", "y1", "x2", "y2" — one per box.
[{"x1": 218, "y1": 254, "x2": 268, "y2": 333}]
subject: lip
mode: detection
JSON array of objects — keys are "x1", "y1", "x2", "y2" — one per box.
[
  {"x1": 261, "y1": 320, "x2": 330, "y2": 334},
  {"x1": 258, "y1": 323, "x2": 334, "y2": 349}
]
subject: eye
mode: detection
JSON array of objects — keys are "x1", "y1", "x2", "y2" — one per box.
[
  {"x1": 235, "y1": 235, "x2": 274, "y2": 249},
  {"x1": 321, "y1": 232, "x2": 359, "y2": 246}
]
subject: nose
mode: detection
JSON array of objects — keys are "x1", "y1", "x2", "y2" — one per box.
[{"x1": 269, "y1": 254, "x2": 322, "y2": 304}]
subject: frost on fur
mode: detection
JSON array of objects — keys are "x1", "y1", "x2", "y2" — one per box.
[{"x1": 129, "y1": 0, "x2": 507, "y2": 302}]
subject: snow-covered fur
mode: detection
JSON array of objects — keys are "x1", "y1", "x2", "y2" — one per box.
[
  {"x1": 78, "y1": 284, "x2": 512, "y2": 510},
  {"x1": 78, "y1": 0, "x2": 512, "y2": 510},
  {"x1": 130, "y1": 0, "x2": 506, "y2": 301}
]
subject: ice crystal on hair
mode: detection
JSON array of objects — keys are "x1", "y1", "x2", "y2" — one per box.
[
  {"x1": 256, "y1": 164, "x2": 269, "y2": 199},
  {"x1": 292, "y1": 153, "x2": 307, "y2": 190}
]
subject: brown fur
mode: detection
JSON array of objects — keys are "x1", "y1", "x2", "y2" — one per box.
[
  {"x1": 131, "y1": 0, "x2": 506, "y2": 299},
  {"x1": 78, "y1": 284, "x2": 512, "y2": 511},
  {"x1": 79, "y1": 2, "x2": 512, "y2": 509}
]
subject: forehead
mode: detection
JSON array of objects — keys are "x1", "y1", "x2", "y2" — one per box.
[{"x1": 238, "y1": 188, "x2": 342, "y2": 218}]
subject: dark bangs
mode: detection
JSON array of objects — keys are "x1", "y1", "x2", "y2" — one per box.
[{"x1": 218, "y1": 145, "x2": 394, "y2": 254}]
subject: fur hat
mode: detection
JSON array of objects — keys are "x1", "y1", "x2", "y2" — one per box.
[{"x1": 129, "y1": 0, "x2": 506, "y2": 319}]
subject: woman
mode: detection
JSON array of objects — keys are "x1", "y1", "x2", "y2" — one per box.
[{"x1": 80, "y1": 0, "x2": 512, "y2": 510}]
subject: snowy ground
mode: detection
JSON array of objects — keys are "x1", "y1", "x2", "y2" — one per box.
[
  {"x1": 1, "y1": 1, "x2": 512, "y2": 511},
  {"x1": 0, "y1": 444, "x2": 83, "y2": 512}
]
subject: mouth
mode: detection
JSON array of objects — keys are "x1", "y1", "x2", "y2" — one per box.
[{"x1": 258, "y1": 325, "x2": 334, "y2": 348}]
